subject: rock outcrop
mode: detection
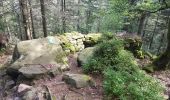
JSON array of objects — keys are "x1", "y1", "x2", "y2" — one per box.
[{"x1": 7, "y1": 36, "x2": 68, "y2": 78}]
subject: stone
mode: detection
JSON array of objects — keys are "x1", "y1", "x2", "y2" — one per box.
[
  {"x1": 5, "y1": 80, "x2": 15, "y2": 90},
  {"x1": 70, "y1": 40, "x2": 77, "y2": 45},
  {"x1": 61, "y1": 64, "x2": 70, "y2": 71},
  {"x1": 76, "y1": 39, "x2": 83, "y2": 43},
  {"x1": 62, "y1": 73, "x2": 94, "y2": 88},
  {"x1": 4, "y1": 75, "x2": 15, "y2": 89},
  {"x1": 7, "y1": 36, "x2": 68, "y2": 78},
  {"x1": 22, "y1": 88, "x2": 38, "y2": 100},
  {"x1": 78, "y1": 47, "x2": 96, "y2": 65},
  {"x1": 17, "y1": 84, "x2": 32, "y2": 93},
  {"x1": 84, "y1": 33, "x2": 102, "y2": 47},
  {"x1": 48, "y1": 64, "x2": 62, "y2": 77},
  {"x1": 18, "y1": 65, "x2": 48, "y2": 78}
]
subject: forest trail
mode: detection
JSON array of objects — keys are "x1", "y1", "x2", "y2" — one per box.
[{"x1": 0, "y1": 51, "x2": 103, "y2": 100}]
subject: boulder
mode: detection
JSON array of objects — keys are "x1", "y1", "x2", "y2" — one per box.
[
  {"x1": 21, "y1": 88, "x2": 38, "y2": 100},
  {"x1": 62, "y1": 73, "x2": 94, "y2": 88},
  {"x1": 77, "y1": 47, "x2": 96, "y2": 66},
  {"x1": 84, "y1": 33, "x2": 102, "y2": 47},
  {"x1": 7, "y1": 36, "x2": 68, "y2": 78},
  {"x1": 4, "y1": 75, "x2": 15, "y2": 90},
  {"x1": 17, "y1": 84, "x2": 32, "y2": 93}
]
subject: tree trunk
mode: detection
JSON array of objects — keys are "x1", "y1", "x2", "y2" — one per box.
[
  {"x1": 40, "y1": 0, "x2": 47, "y2": 37},
  {"x1": 28, "y1": 0, "x2": 36, "y2": 39},
  {"x1": 137, "y1": 13, "x2": 147, "y2": 35},
  {"x1": 154, "y1": 16, "x2": 170, "y2": 69},
  {"x1": 61, "y1": 0, "x2": 66, "y2": 33},
  {"x1": 77, "y1": 0, "x2": 80, "y2": 32},
  {"x1": 19, "y1": 0, "x2": 33, "y2": 40},
  {"x1": 2, "y1": 1, "x2": 11, "y2": 38},
  {"x1": 86, "y1": 10, "x2": 92, "y2": 34}
]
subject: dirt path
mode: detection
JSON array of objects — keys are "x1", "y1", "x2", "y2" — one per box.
[
  {"x1": 33, "y1": 54, "x2": 103, "y2": 100},
  {"x1": 0, "y1": 53, "x2": 103, "y2": 100}
]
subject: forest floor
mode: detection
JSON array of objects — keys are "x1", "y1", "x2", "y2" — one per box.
[
  {"x1": 0, "y1": 49, "x2": 170, "y2": 99},
  {"x1": 0, "y1": 52, "x2": 103, "y2": 100}
]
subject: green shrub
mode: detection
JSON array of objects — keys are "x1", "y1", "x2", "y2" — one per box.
[
  {"x1": 104, "y1": 68, "x2": 164, "y2": 100},
  {"x1": 83, "y1": 37, "x2": 164, "y2": 100},
  {"x1": 83, "y1": 39, "x2": 124, "y2": 74}
]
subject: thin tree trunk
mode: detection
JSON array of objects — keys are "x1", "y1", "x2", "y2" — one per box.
[
  {"x1": 28, "y1": 0, "x2": 36, "y2": 39},
  {"x1": 40, "y1": 0, "x2": 47, "y2": 37},
  {"x1": 61, "y1": 0, "x2": 66, "y2": 33},
  {"x1": 77, "y1": 0, "x2": 80, "y2": 32},
  {"x1": 97, "y1": 17, "x2": 101, "y2": 32},
  {"x1": 2, "y1": 1, "x2": 11, "y2": 38},
  {"x1": 19, "y1": 0, "x2": 33, "y2": 40},
  {"x1": 86, "y1": 10, "x2": 91, "y2": 34}
]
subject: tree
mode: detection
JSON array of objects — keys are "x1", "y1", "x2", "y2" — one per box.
[
  {"x1": 40, "y1": 0, "x2": 47, "y2": 37},
  {"x1": 28, "y1": 0, "x2": 36, "y2": 39},
  {"x1": 61, "y1": 0, "x2": 66, "y2": 33},
  {"x1": 19, "y1": 0, "x2": 33, "y2": 40}
]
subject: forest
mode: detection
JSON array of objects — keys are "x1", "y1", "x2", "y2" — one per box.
[{"x1": 0, "y1": 0, "x2": 170, "y2": 100}]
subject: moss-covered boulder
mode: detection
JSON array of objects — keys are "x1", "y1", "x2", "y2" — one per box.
[
  {"x1": 58, "y1": 32, "x2": 85, "y2": 53},
  {"x1": 77, "y1": 47, "x2": 96, "y2": 66},
  {"x1": 124, "y1": 36, "x2": 144, "y2": 59},
  {"x1": 7, "y1": 36, "x2": 68, "y2": 78},
  {"x1": 62, "y1": 73, "x2": 94, "y2": 88},
  {"x1": 84, "y1": 33, "x2": 102, "y2": 47}
]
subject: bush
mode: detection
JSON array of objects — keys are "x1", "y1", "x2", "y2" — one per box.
[
  {"x1": 104, "y1": 68, "x2": 164, "y2": 100},
  {"x1": 83, "y1": 39, "x2": 124, "y2": 74},
  {"x1": 83, "y1": 37, "x2": 164, "y2": 99}
]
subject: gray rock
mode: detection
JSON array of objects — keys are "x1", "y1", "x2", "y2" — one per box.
[
  {"x1": 62, "y1": 73, "x2": 94, "y2": 88},
  {"x1": 77, "y1": 47, "x2": 96, "y2": 65},
  {"x1": 7, "y1": 36, "x2": 68, "y2": 78},
  {"x1": 22, "y1": 88, "x2": 38, "y2": 100},
  {"x1": 4, "y1": 76, "x2": 15, "y2": 89},
  {"x1": 17, "y1": 84, "x2": 32, "y2": 93},
  {"x1": 5, "y1": 80, "x2": 15, "y2": 90},
  {"x1": 18, "y1": 65, "x2": 47, "y2": 78}
]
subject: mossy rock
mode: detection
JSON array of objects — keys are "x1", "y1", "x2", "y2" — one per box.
[
  {"x1": 135, "y1": 50, "x2": 144, "y2": 59},
  {"x1": 142, "y1": 64, "x2": 155, "y2": 73},
  {"x1": 84, "y1": 33, "x2": 102, "y2": 47},
  {"x1": 78, "y1": 47, "x2": 96, "y2": 66}
]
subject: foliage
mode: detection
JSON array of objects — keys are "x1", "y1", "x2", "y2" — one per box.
[
  {"x1": 83, "y1": 36, "x2": 164, "y2": 99},
  {"x1": 104, "y1": 68, "x2": 164, "y2": 100},
  {"x1": 135, "y1": 0, "x2": 161, "y2": 11},
  {"x1": 83, "y1": 38, "x2": 124, "y2": 74}
]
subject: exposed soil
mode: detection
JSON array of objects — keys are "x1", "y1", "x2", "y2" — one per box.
[
  {"x1": 0, "y1": 53, "x2": 103, "y2": 100},
  {"x1": 33, "y1": 54, "x2": 103, "y2": 100}
]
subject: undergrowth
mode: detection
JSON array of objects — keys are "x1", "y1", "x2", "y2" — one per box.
[{"x1": 83, "y1": 33, "x2": 164, "y2": 100}]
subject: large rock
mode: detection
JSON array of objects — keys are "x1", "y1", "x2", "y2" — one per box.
[
  {"x1": 17, "y1": 84, "x2": 32, "y2": 93},
  {"x1": 78, "y1": 47, "x2": 96, "y2": 66},
  {"x1": 62, "y1": 73, "x2": 94, "y2": 88},
  {"x1": 84, "y1": 33, "x2": 102, "y2": 47},
  {"x1": 7, "y1": 36, "x2": 68, "y2": 78}
]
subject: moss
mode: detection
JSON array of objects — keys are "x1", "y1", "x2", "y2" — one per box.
[
  {"x1": 142, "y1": 64, "x2": 155, "y2": 73},
  {"x1": 55, "y1": 52, "x2": 67, "y2": 64},
  {"x1": 135, "y1": 50, "x2": 144, "y2": 59}
]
